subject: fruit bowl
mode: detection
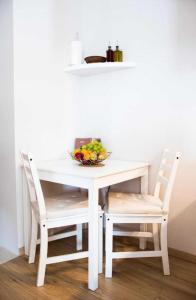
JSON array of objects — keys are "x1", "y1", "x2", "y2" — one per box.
[{"x1": 70, "y1": 140, "x2": 111, "y2": 166}]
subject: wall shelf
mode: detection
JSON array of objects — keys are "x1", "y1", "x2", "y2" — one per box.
[{"x1": 64, "y1": 62, "x2": 136, "y2": 76}]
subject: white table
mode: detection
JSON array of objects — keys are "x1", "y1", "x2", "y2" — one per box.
[{"x1": 23, "y1": 159, "x2": 149, "y2": 291}]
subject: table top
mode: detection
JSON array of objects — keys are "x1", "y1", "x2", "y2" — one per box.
[{"x1": 37, "y1": 159, "x2": 149, "y2": 179}]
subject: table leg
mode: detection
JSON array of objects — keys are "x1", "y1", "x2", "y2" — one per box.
[
  {"x1": 140, "y1": 170, "x2": 149, "y2": 250},
  {"x1": 88, "y1": 184, "x2": 99, "y2": 291}
]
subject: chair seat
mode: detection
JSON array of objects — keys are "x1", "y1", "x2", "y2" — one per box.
[
  {"x1": 108, "y1": 192, "x2": 164, "y2": 215},
  {"x1": 32, "y1": 192, "x2": 102, "y2": 219}
]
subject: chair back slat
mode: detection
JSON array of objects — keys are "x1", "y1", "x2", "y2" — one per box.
[
  {"x1": 154, "y1": 149, "x2": 181, "y2": 212},
  {"x1": 21, "y1": 152, "x2": 46, "y2": 219},
  {"x1": 157, "y1": 175, "x2": 168, "y2": 186}
]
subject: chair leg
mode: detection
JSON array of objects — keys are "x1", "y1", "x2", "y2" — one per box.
[
  {"x1": 98, "y1": 214, "x2": 103, "y2": 274},
  {"x1": 139, "y1": 224, "x2": 147, "y2": 249},
  {"x1": 105, "y1": 217, "x2": 113, "y2": 278},
  {"x1": 160, "y1": 218, "x2": 170, "y2": 275},
  {"x1": 37, "y1": 223, "x2": 48, "y2": 287},
  {"x1": 29, "y1": 211, "x2": 38, "y2": 264},
  {"x1": 76, "y1": 224, "x2": 83, "y2": 251},
  {"x1": 152, "y1": 223, "x2": 160, "y2": 251}
]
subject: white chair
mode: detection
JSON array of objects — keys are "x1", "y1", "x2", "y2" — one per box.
[
  {"x1": 105, "y1": 149, "x2": 181, "y2": 278},
  {"x1": 21, "y1": 152, "x2": 103, "y2": 286}
]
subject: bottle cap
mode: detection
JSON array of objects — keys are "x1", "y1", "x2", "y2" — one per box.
[{"x1": 116, "y1": 41, "x2": 120, "y2": 49}]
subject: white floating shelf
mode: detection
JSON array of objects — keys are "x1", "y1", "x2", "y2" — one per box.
[{"x1": 64, "y1": 62, "x2": 136, "y2": 76}]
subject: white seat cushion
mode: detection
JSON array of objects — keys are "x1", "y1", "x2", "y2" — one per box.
[
  {"x1": 108, "y1": 192, "x2": 164, "y2": 215},
  {"x1": 32, "y1": 192, "x2": 102, "y2": 219}
]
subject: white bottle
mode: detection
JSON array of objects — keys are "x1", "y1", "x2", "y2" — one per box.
[{"x1": 70, "y1": 32, "x2": 82, "y2": 65}]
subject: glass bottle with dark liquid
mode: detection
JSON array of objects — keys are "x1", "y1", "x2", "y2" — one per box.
[{"x1": 106, "y1": 45, "x2": 114, "y2": 62}]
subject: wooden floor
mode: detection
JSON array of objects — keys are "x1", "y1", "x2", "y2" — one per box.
[{"x1": 0, "y1": 232, "x2": 196, "y2": 300}]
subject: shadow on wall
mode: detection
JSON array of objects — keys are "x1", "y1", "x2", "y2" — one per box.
[
  {"x1": 41, "y1": 181, "x2": 80, "y2": 198},
  {"x1": 110, "y1": 178, "x2": 141, "y2": 194},
  {"x1": 169, "y1": 200, "x2": 196, "y2": 254},
  {"x1": 168, "y1": 160, "x2": 196, "y2": 255}
]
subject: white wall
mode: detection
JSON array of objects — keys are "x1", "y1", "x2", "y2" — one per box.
[
  {"x1": 0, "y1": 0, "x2": 18, "y2": 254},
  {"x1": 13, "y1": 0, "x2": 82, "y2": 248},
  {"x1": 74, "y1": 0, "x2": 196, "y2": 254}
]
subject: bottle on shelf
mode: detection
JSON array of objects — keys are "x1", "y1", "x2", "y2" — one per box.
[
  {"x1": 70, "y1": 32, "x2": 83, "y2": 65},
  {"x1": 106, "y1": 43, "x2": 114, "y2": 62},
  {"x1": 113, "y1": 42, "x2": 123, "y2": 62}
]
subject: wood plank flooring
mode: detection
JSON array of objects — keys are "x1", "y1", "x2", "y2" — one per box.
[{"x1": 0, "y1": 232, "x2": 196, "y2": 300}]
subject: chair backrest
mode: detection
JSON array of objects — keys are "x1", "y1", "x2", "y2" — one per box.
[
  {"x1": 21, "y1": 152, "x2": 46, "y2": 219},
  {"x1": 154, "y1": 149, "x2": 181, "y2": 212}
]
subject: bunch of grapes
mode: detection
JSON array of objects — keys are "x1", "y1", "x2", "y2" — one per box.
[{"x1": 81, "y1": 140, "x2": 106, "y2": 154}]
